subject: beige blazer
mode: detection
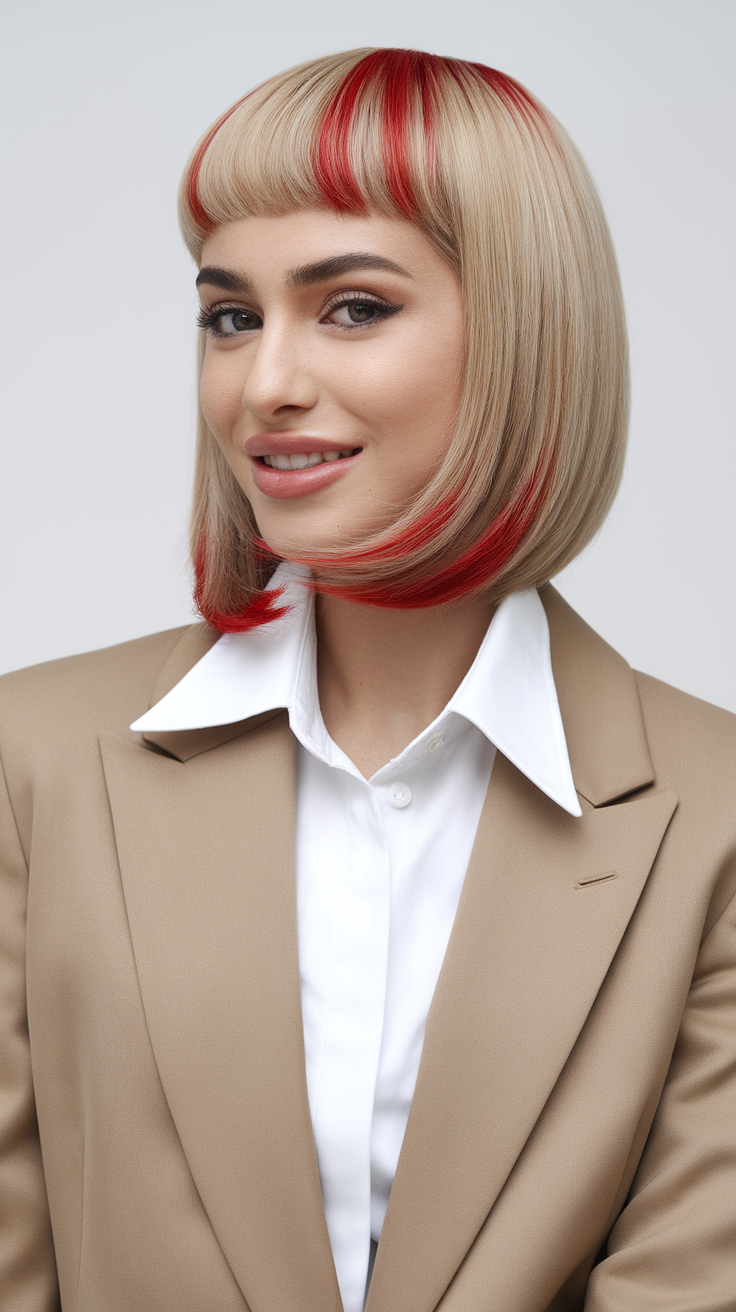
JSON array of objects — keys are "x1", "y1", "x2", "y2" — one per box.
[{"x1": 1, "y1": 587, "x2": 736, "y2": 1312}]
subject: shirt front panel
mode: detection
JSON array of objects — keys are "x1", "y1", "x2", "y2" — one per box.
[{"x1": 295, "y1": 715, "x2": 495, "y2": 1312}]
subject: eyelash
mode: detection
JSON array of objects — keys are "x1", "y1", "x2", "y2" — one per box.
[
  {"x1": 197, "y1": 291, "x2": 403, "y2": 338},
  {"x1": 322, "y1": 290, "x2": 403, "y2": 328},
  {"x1": 196, "y1": 304, "x2": 257, "y2": 337}
]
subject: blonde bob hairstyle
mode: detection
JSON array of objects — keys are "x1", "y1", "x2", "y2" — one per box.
[{"x1": 179, "y1": 47, "x2": 628, "y2": 628}]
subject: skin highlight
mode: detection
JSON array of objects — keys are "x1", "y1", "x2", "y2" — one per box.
[{"x1": 198, "y1": 208, "x2": 495, "y2": 775}]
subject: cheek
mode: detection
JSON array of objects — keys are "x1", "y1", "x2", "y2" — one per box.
[
  {"x1": 199, "y1": 352, "x2": 243, "y2": 442},
  {"x1": 351, "y1": 330, "x2": 462, "y2": 458}
]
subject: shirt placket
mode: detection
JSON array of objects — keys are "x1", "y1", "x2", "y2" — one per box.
[{"x1": 311, "y1": 772, "x2": 390, "y2": 1312}]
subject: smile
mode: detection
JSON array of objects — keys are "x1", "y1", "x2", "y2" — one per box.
[
  {"x1": 261, "y1": 449, "x2": 356, "y2": 470},
  {"x1": 251, "y1": 447, "x2": 363, "y2": 500}
]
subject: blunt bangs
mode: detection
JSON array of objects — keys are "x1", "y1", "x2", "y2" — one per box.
[{"x1": 179, "y1": 48, "x2": 629, "y2": 630}]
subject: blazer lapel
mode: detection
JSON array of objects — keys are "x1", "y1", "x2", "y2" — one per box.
[
  {"x1": 368, "y1": 758, "x2": 676, "y2": 1312},
  {"x1": 367, "y1": 587, "x2": 678, "y2": 1312},
  {"x1": 100, "y1": 714, "x2": 342, "y2": 1312}
]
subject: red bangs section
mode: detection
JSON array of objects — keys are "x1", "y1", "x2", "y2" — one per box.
[
  {"x1": 313, "y1": 49, "x2": 444, "y2": 217},
  {"x1": 313, "y1": 50, "x2": 550, "y2": 218},
  {"x1": 186, "y1": 53, "x2": 549, "y2": 236}
]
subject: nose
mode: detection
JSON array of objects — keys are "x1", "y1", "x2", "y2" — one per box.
[{"x1": 240, "y1": 317, "x2": 318, "y2": 424}]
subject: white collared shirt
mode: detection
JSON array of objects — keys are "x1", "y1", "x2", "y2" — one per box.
[{"x1": 132, "y1": 563, "x2": 580, "y2": 1312}]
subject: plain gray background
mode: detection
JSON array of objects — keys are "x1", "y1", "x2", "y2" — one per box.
[{"x1": 1, "y1": 1, "x2": 734, "y2": 708}]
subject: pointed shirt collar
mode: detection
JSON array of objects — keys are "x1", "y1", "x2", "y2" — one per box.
[{"x1": 132, "y1": 562, "x2": 582, "y2": 817}]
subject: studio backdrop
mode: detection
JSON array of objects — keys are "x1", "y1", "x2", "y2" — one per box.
[{"x1": 1, "y1": 0, "x2": 734, "y2": 709}]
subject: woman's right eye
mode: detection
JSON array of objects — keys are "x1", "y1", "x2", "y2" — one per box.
[{"x1": 197, "y1": 306, "x2": 262, "y2": 337}]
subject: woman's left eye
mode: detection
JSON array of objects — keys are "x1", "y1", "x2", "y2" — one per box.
[{"x1": 322, "y1": 294, "x2": 402, "y2": 329}]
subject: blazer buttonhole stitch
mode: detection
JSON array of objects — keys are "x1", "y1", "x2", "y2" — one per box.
[{"x1": 575, "y1": 871, "x2": 618, "y2": 889}]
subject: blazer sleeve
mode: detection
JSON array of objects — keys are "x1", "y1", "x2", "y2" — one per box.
[
  {"x1": 585, "y1": 885, "x2": 736, "y2": 1309},
  {"x1": 0, "y1": 753, "x2": 60, "y2": 1311}
]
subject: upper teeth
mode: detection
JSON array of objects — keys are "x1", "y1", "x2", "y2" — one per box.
[{"x1": 263, "y1": 450, "x2": 354, "y2": 471}]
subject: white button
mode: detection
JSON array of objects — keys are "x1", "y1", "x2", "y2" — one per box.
[
  {"x1": 388, "y1": 782, "x2": 412, "y2": 808},
  {"x1": 427, "y1": 734, "x2": 444, "y2": 753}
]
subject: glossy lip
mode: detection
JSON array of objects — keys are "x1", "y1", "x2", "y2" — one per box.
[
  {"x1": 245, "y1": 433, "x2": 363, "y2": 500},
  {"x1": 251, "y1": 451, "x2": 362, "y2": 499}
]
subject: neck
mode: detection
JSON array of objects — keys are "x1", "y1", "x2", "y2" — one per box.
[{"x1": 315, "y1": 590, "x2": 496, "y2": 778}]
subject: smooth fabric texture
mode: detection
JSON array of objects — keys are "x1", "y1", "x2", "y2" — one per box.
[
  {"x1": 133, "y1": 564, "x2": 579, "y2": 1312},
  {"x1": 1, "y1": 587, "x2": 736, "y2": 1312}
]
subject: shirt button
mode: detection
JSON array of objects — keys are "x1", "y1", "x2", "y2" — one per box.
[
  {"x1": 427, "y1": 733, "x2": 444, "y2": 753},
  {"x1": 388, "y1": 782, "x2": 412, "y2": 808}
]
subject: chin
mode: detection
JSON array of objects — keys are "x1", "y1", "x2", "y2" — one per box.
[{"x1": 252, "y1": 511, "x2": 371, "y2": 562}]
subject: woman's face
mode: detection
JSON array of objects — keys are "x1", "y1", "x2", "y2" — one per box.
[{"x1": 197, "y1": 209, "x2": 464, "y2": 557}]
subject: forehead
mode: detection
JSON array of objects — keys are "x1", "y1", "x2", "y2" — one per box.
[{"x1": 198, "y1": 209, "x2": 453, "y2": 284}]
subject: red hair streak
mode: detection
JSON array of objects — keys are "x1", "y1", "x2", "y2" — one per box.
[
  {"x1": 469, "y1": 62, "x2": 548, "y2": 126},
  {"x1": 186, "y1": 94, "x2": 251, "y2": 233},
  {"x1": 290, "y1": 462, "x2": 548, "y2": 611},
  {"x1": 314, "y1": 49, "x2": 446, "y2": 217},
  {"x1": 312, "y1": 50, "x2": 549, "y2": 220}
]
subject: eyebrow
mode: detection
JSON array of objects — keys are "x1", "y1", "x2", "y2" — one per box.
[
  {"x1": 196, "y1": 266, "x2": 252, "y2": 292},
  {"x1": 195, "y1": 252, "x2": 411, "y2": 294},
  {"x1": 288, "y1": 253, "x2": 411, "y2": 287}
]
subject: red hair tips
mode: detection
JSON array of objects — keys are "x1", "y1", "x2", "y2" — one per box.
[
  {"x1": 293, "y1": 462, "x2": 549, "y2": 611},
  {"x1": 193, "y1": 534, "x2": 288, "y2": 632}
]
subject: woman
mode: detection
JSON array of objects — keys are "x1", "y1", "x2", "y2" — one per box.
[{"x1": 1, "y1": 47, "x2": 735, "y2": 1312}]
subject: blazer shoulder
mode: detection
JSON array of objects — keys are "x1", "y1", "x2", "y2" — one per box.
[
  {"x1": 635, "y1": 668, "x2": 736, "y2": 771},
  {"x1": 0, "y1": 623, "x2": 218, "y2": 759}
]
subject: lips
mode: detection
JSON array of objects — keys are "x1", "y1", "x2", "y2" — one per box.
[
  {"x1": 249, "y1": 445, "x2": 362, "y2": 499},
  {"x1": 244, "y1": 431, "x2": 363, "y2": 499}
]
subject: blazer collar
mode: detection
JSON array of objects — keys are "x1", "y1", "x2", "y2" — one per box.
[{"x1": 539, "y1": 585, "x2": 654, "y2": 806}]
